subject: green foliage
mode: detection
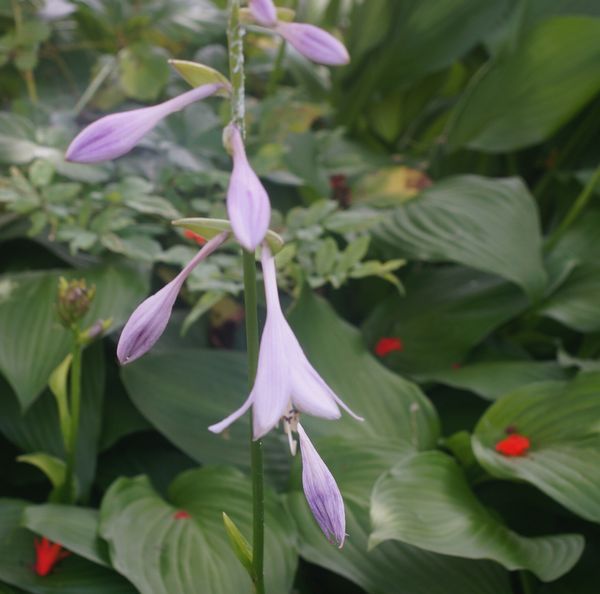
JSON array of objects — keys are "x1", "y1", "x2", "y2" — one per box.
[{"x1": 1, "y1": 0, "x2": 600, "y2": 593}]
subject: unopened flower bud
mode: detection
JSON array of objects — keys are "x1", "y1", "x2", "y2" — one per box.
[{"x1": 56, "y1": 278, "x2": 95, "y2": 327}]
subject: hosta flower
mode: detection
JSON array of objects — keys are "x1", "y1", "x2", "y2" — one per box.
[
  {"x1": 275, "y1": 22, "x2": 350, "y2": 66},
  {"x1": 66, "y1": 83, "x2": 224, "y2": 163},
  {"x1": 225, "y1": 124, "x2": 271, "y2": 251},
  {"x1": 248, "y1": 0, "x2": 349, "y2": 66},
  {"x1": 117, "y1": 232, "x2": 228, "y2": 364},
  {"x1": 248, "y1": 0, "x2": 277, "y2": 27},
  {"x1": 209, "y1": 245, "x2": 362, "y2": 439},
  {"x1": 34, "y1": 537, "x2": 70, "y2": 576},
  {"x1": 297, "y1": 423, "x2": 346, "y2": 547}
]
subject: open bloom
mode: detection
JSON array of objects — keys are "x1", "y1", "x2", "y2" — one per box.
[
  {"x1": 496, "y1": 433, "x2": 531, "y2": 457},
  {"x1": 34, "y1": 537, "x2": 70, "y2": 576},
  {"x1": 375, "y1": 337, "x2": 404, "y2": 357},
  {"x1": 66, "y1": 83, "x2": 224, "y2": 163},
  {"x1": 249, "y1": 0, "x2": 349, "y2": 66},
  {"x1": 209, "y1": 245, "x2": 362, "y2": 439},
  {"x1": 117, "y1": 232, "x2": 228, "y2": 364},
  {"x1": 297, "y1": 424, "x2": 346, "y2": 547},
  {"x1": 225, "y1": 124, "x2": 271, "y2": 251}
]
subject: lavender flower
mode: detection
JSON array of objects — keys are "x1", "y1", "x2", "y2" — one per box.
[
  {"x1": 225, "y1": 124, "x2": 271, "y2": 251},
  {"x1": 66, "y1": 83, "x2": 224, "y2": 163},
  {"x1": 248, "y1": 0, "x2": 349, "y2": 66},
  {"x1": 275, "y1": 22, "x2": 350, "y2": 66},
  {"x1": 248, "y1": 0, "x2": 277, "y2": 27},
  {"x1": 209, "y1": 245, "x2": 362, "y2": 439},
  {"x1": 117, "y1": 232, "x2": 228, "y2": 364},
  {"x1": 297, "y1": 423, "x2": 346, "y2": 547}
]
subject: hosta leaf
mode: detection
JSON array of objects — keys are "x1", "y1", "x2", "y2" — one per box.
[
  {"x1": 288, "y1": 290, "x2": 440, "y2": 448},
  {"x1": 22, "y1": 505, "x2": 109, "y2": 567},
  {"x1": 448, "y1": 17, "x2": 600, "y2": 152},
  {"x1": 286, "y1": 437, "x2": 512, "y2": 594},
  {"x1": 428, "y1": 361, "x2": 568, "y2": 400},
  {"x1": 119, "y1": 348, "x2": 290, "y2": 485},
  {"x1": 0, "y1": 499, "x2": 136, "y2": 594},
  {"x1": 375, "y1": 176, "x2": 547, "y2": 299},
  {"x1": 473, "y1": 372, "x2": 600, "y2": 522},
  {"x1": 369, "y1": 451, "x2": 583, "y2": 581},
  {"x1": 99, "y1": 468, "x2": 297, "y2": 594},
  {"x1": 362, "y1": 266, "x2": 527, "y2": 377},
  {"x1": 0, "y1": 265, "x2": 147, "y2": 409}
]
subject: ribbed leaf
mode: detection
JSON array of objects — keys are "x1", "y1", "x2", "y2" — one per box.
[
  {"x1": 23, "y1": 505, "x2": 109, "y2": 567},
  {"x1": 99, "y1": 468, "x2": 297, "y2": 594},
  {"x1": 0, "y1": 499, "x2": 136, "y2": 594},
  {"x1": 120, "y1": 349, "x2": 290, "y2": 485},
  {"x1": 362, "y1": 266, "x2": 527, "y2": 376},
  {"x1": 428, "y1": 361, "x2": 568, "y2": 400},
  {"x1": 287, "y1": 290, "x2": 440, "y2": 447},
  {"x1": 286, "y1": 437, "x2": 512, "y2": 594},
  {"x1": 448, "y1": 17, "x2": 600, "y2": 151},
  {"x1": 473, "y1": 372, "x2": 600, "y2": 522},
  {"x1": 375, "y1": 176, "x2": 547, "y2": 298},
  {"x1": 369, "y1": 451, "x2": 583, "y2": 581},
  {"x1": 0, "y1": 266, "x2": 147, "y2": 409}
]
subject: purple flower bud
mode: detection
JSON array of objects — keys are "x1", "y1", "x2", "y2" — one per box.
[
  {"x1": 209, "y1": 245, "x2": 362, "y2": 438},
  {"x1": 297, "y1": 424, "x2": 346, "y2": 547},
  {"x1": 275, "y1": 22, "x2": 350, "y2": 66},
  {"x1": 66, "y1": 83, "x2": 223, "y2": 163},
  {"x1": 117, "y1": 232, "x2": 228, "y2": 364},
  {"x1": 249, "y1": 0, "x2": 277, "y2": 27},
  {"x1": 226, "y1": 124, "x2": 271, "y2": 251}
]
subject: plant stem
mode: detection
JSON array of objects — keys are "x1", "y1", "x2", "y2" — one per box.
[
  {"x1": 546, "y1": 162, "x2": 600, "y2": 250},
  {"x1": 228, "y1": 2, "x2": 265, "y2": 592},
  {"x1": 243, "y1": 252, "x2": 265, "y2": 594},
  {"x1": 62, "y1": 328, "x2": 82, "y2": 504}
]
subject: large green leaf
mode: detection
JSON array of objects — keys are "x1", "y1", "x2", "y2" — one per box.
[
  {"x1": 0, "y1": 499, "x2": 136, "y2": 594},
  {"x1": 428, "y1": 361, "x2": 568, "y2": 401},
  {"x1": 369, "y1": 451, "x2": 583, "y2": 581},
  {"x1": 362, "y1": 266, "x2": 528, "y2": 377},
  {"x1": 99, "y1": 468, "x2": 297, "y2": 594},
  {"x1": 120, "y1": 349, "x2": 290, "y2": 485},
  {"x1": 375, "y1": 176, "x2": 547, "y2": 298},
  {"x1": 473, "y1": 372, "x2": 600, "y2": 522},
  {"x1": 285, "y1": 437, "x2": 512, "y2": 594},
  {"x1": 288, "y1": 290, "x2": 439, "y2": 448},
  {"x1": 0, "y1": 344, "x2": 105, "y2": 498},
  {"x1": 0, "y1": 265, "x2": 148, "y2": 409},
  {"x1": 22, "y1": 504, "x2": 109, "y2": 568},
  {"x1": 448, "y1": 17, "x2": 600, "y2": 152}
]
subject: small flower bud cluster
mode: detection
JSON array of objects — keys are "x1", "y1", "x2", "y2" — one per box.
[{"x1": 56, "y1": 278, "x2": 95, "y2": 327}]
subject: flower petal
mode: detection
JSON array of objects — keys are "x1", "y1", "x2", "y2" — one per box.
[
  {"x1": 297, "y1": 424, "x2": 346, "y2": 547},
  {"x1": 66, "y1": 83, "x2": 223, "y2": 163},
  {"x1": 208, "y1": 392, "x2": 254, "y2": 434},
  {"x1": 226, "y1": 124, "x2": 271, "y2": 251},
  {"x1": 117, "y1": 232, "x2": 228, "y2": 364},
  {"x1": 275, "y1": 22, "x2": 350, "y2": 66},
  {"x1": 249, "y1": 0, "x2": 277, "y2": 27},
  {"x1": 250, "y1": 314, "x2": 291, "y2": 439}
]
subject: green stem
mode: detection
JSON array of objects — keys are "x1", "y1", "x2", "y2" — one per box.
[
  {"x1": 228, "y1": 2, "x2": 265, "y2": 592},
  {"x1": 243, "y1": 252, "x2": 264, "y2": 594},
  {"x1": 63, "y1": 328, "x2": 82, "y2": 504},
  {"x1": 519, "y1": 570, "x2": 536, "y2": 594},
  {"x1": 546, "y1": 162, "x2": 600, "y2": 250}
]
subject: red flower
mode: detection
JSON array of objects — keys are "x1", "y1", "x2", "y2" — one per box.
[
  {"x1": 174, "y1": 510, "x2": 191, "y2": 519},
  {"x1": 375, "y1": 337, "x2": 404, "y2": 357},
  {"x1": 34, "y1": 537, "x2": 70, "y2": 576},
  {"x1": 495, "y1": 433, "x2": 530, "y2": 457},
  {"x1": 184, "y1": 230, "x2": 207, "y2": 245}
]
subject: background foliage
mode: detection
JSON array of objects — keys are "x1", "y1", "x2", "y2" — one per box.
[{"x1": 1, "y1": 0, "x2": 600, "y2": 592}]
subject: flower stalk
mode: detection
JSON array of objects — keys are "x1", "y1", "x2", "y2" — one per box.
[{"x1": 228, "y1": 1, "x2": 265, "y2": 592}]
